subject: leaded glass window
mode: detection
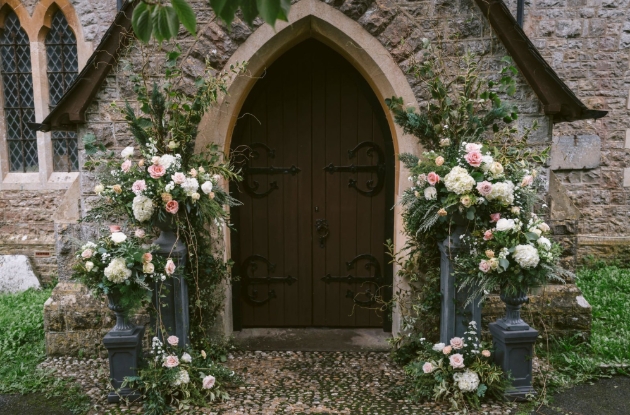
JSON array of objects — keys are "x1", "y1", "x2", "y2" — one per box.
[
  {"x1": 0, "y1": 12, "x2": 38, "y2": 172},
  {"x1": 46, "y1": 11, "x2": 79, "y2": 172}
]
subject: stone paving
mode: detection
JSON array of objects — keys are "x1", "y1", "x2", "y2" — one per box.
[{"x1": 38, "y1": 351, "x2": 517, "y2": 415}]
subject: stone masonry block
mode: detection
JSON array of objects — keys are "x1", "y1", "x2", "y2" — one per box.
[{"x1": 550, "y1": 135, "x2": 601, "y2": 170}]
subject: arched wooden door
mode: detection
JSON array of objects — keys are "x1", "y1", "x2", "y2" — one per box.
[{"x1": 230, "y1": 39, "x2": 394, "y2": 330}]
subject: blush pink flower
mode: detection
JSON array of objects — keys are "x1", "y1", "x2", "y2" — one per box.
[
  {"x1": 142, "y1": 253, "x2": 152, "y2": 263},
  {"x1": 135, "y1": 229, "x2": 145, "y2": 238},
  {"x1": 163, "y1": 355, "x2": 179, "y2": 368},
  {"x1": 449, "y1": 353, "x2": 465, "y2": 369},
  {"x1": 151, "y1": 156, "x2": 161, "y2": 165},
  {"x1": 81, "y1": 249, "x2": 93, "y2": 259},
  {"x1": 427, "y1": 172, "x2": 440, "y2": 186},
  {"x1": 450, "y1": 337, "x2": 464, "y2": 350},
  {"x1": 482, "y1": 350, "x2": 491, "y2": 358},
  {"x1": 148, "y1": 164, "x2": 166, "y2": 179},
  {"x1": 465, "y1": 143, "x2": 482, "y2": 152},
  {"x1": 165, "y1": 200, "x2": 179, "y2": 214},
  {"x1": 171, "y1": 172, "x2": 186, "y2": 184},
  {"x1": 490, "y1": 213, "x2": 501, "y2": 223},
  {"x1": 521, "y1": 175, "x2": 534, "y2": 187},
  {"x1": 442, "y1": 345, "x2": 453, "y2": 355},
  {"x1": 202, "y1": 375, "x2": 216, "y2": 389},
  {"x1": 121, "y1": 160, "x2": 131, "y2": 173},
  {"x1": 435, "y1": 156, "x2": 445, "y2": 166},
  {"x1": 131, "y1": 180, "x2": 146, "y2": 195},
  {"x1": 422, "y1": 362, "x2": 434, "y2": 374},
  {"x1": 464, "y1": 151, "x2": 483, "y2": 167},
  {"x1": 483, "y1": 230, "x2": 494, "y2": 241},
  {"x1": 167, "y1": 335, "x2": 179, "y2": 346},
  {"x1": 165, "y1": 259, "x2": 176, "y2": 276},
  {"x1": 476, "y1": 181, "x2": 493, "y2": 196},
  {"x1": 479, "y1": 260, "x2": 491, "y2": 273}
]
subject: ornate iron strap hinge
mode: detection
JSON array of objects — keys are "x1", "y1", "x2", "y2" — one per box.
[
  {"x1": 241, "y1": 142, "x2": 301, "y2": 198},
  {"x1": 345, "y1": 289, "x2": 376, "y2": 307},
  {"x1": 241, "y1": 254, "x2": 297, "y2": 306},
  {"x1": 323, "y1": 141, "x2": 385, "y2": 196},
  {"x1": 321, "y1": 253, "x2": 383, "y2": 285}
]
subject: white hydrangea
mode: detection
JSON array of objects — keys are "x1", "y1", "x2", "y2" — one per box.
[
  {"x1": 104, "y1": 257, "x2": 132, "y2": 283},
  {"x1": 485, "y1": 181, "x2": 515, "y2": 205},
  {"x1": 201, "y1": 181, "x2": 213, "y2": 194},
  {"x1": 513, "y1": 244, "x2": 540, "y2": 269},
  {"x1": 443, "y1": 166, "x2": 475, "y2": 195},
  {"x1": 180, "y1": 177, "x2": 199, "y2": 196},
  {"x1": 453, "y1": 370, "x2": 480, "y2": 392},
  {"x1": 132, "y1": 195, "x2": 154, "y2": 222},
  {"x1": 158, "y1": 154, "x2": 176, "y2": 169},
  {"x1": 171, "y1": 369, "x2": 190, "y2": 386}
]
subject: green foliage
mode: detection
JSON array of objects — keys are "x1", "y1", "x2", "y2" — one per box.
[
  {"x1": 0, "y1": 289, "x2": 91, "y2": 414},
  {"x1": 134, "y1": 0, "x2": 292, "y2": 43}
]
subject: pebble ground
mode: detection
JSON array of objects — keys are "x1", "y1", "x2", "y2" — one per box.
[{"x1": 39, "y1": 351, "x2": 518, "y2": 415}]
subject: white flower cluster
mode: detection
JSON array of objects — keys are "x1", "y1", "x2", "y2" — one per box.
[
  {"x1": 103, "y1": 257, "x2": 132, "y2": 283},
  {"x1": 171, "y1": 369, "x2": 190, "y2": 386},
  {"x1": 132, "y1": 195, "x2": 154, "y2": 222},
  {"x1": 485, "y1": 181, "x2": 515, "y2": 205},
  {"x1": 180, "y1": 177, "x2": 199, "y2": 196},
  {"x1": 453, "y1": 370, "x2": 480, "y2": 392},
  {"x1": 512, "y1": 244, "x2": 540, "y2": 268},
  {"x1": 443, "y1": 166, "x2": 475, "y2": 195}
]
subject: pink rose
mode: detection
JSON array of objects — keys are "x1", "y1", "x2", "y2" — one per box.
[
  {"x1": 81, "y1": 249, "x2": 93, "y2": 259},
  {"x1": 171, "y1": 172, "x2": 186, "y2": 184},
  {"x1": 167, "y1": 335, "x2": 179, "y2": 346},
  {"x1": 483, "y1": 230, "x2": 493, "y2": 241},
  {"x1": 450, "y1": 337, "x2": 464, "y2": 350},
  {"x1": 135, "y1": 229, "x2": 145, "y2": 238},
  {"x1": 442, "y1": 345, "x2": 452, "y2": 355},
  {"x1": 427, "y1": 172, "x2": 440, "y2": 186},
  {"x1": 490, "y1": 213, "x2": 501, "y2": 223},
  {"x1": 422, "y1": 362, "x2": 434, "y2": 374},
  {"x1": 202, "y1": 375, "x2": 216, "y2": 389},
  {"x1": 165, "y1": 259, "x2": 176, "y2": 275},
  {"x1": 449, "y1": 353, "x2": 465, "y2": 369},
  {"x1": 476, "y1": 181, "x2": 493, "y2": 196},
  {"x1": 121, "y1": 160, "x2": 131, "y2": 172},
  {"x1": 482, "y1": 350, "x2": 491, "y2": 358},
  {"x1": 464, "y1": 151, "x2": 483, "y2": 167},
  {"x1": 465, "y1": 143, "x2": 482, "y2": 152},
  {"x1": 132, "y1": 180, "x2": 146, "y2": 195},
  {"x1": 479, "y1": 260, "x2": 491, "y2": 273},
  {"x1": 163, "y1": 355, "x2": 179, "y2": 368},
  {"x1": 148, "y1": 164, "x2": 166, "y2": 179},
  {"x1": 109, "y1": 225, "x2": 121, "y2": 233},
  {"x1": 165, "y1": 200, "x2": 179, "y2": 214},
  {"x1": 142, "y1": 253, "x2": 152, "y2": 263},
  {"x1": 521, "y1": 175, "x2": 533, "y2": 187}
]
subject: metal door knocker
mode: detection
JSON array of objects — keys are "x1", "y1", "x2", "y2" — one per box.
[{"x1": 315, "y1": 219, "x2": 329, "y2": 248}]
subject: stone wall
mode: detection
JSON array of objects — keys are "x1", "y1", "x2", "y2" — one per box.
[
  {"x1": 502, "y1": 0, "x2": 630, "y2": 263},
  {"x1": 0, "y1": 189, "x2": 65, "y2": 284}
]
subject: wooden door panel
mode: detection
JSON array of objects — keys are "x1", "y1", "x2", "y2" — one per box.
[{"x1": 231, "y1": 40, "x2": 392, "y2": 329}]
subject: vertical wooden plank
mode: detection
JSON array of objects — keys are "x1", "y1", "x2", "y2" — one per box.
[{"x1": 311, "y1": 42, "x2": 328, "y2": 327}]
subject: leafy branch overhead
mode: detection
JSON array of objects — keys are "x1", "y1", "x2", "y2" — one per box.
[{"x1": 133, "y1": 0, "x2": 292, "y2": 43}]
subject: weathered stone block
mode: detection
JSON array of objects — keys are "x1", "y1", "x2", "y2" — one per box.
[
  {"x1": 0, "y1": 255, "x2": 41, "y2": 293},
  {"x1": 550, "y1": 135, "x2": 601, "y2": 170}
]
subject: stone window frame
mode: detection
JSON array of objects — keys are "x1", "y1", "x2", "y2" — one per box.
[{"x1": 0, "y1": 0, "x2": 91, "y2": 191}]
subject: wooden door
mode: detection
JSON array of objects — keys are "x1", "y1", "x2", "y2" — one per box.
[{"x1": 230, "y1": 40, "x2": 394, "y2": 330}]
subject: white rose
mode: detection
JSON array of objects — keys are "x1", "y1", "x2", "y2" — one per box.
[
  {"x1": 537, "y1": 236, "x2": 552, "y2": 251},
  {"x1": 181, "y1": 352, "x2": 192, "y2": 363},
  {"x1": 143, "y1": 262, "x2": 155, "y2": 274},
  {"x1": 110, "y1": 232, "x2": 127, "y2": 244},
  {"x1": 158, "y1": 154, "x2": 175, "y2": 169},
  {"x1": 85, "y1": 261, "x2": 94, "y2": 272},
  {"x1": 432, "y1": 343, "x2": 446, "y2": 352},
  {"x1": 191, "y1": 192, "x2": 200, "y2": 200},
  {"x1": 495, "y1": 218, "x2": 516, "y2": 232},
  {"x1": 529, "y1": 228, "x2": 542, "y2": 237},
  {"x1": 201, "y1": 181, "x2": 213, "y2": 194},
  {"x1": 513, "y1": 244, "x2": 540, "y2": 268},
  {"x1": 121, "y1": 146, "x2": 134, "y2": 159},
  {"x1": 424, "y1": 186, "x2": 437, "y2": 200},
  {"x1": 538, "y1": 222, "x2": 550, "y2": 232},
  {"x1": 488, "y1": 161, "x2": 504, "y2": 176}
]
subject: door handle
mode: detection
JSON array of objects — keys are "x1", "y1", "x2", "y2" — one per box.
[{"x1": 315, "y1": 219, "x2": 329, "y2": 249}]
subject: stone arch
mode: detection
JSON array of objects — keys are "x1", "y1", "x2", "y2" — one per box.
[
  {"x1": 196, "y1": 0, "x2": 420, "y2": 336},
  {"x1": 0, "y1": 1, "x2": 31, "y2": 32}
]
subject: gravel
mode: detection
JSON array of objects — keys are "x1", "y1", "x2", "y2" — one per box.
[{"x1": 39, "y1": 351, "x2": 517, "y2": 414}]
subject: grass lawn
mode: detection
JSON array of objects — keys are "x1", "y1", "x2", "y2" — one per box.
[{"x1": 0, "y1": 288, "x2": 91, "y2": 413}]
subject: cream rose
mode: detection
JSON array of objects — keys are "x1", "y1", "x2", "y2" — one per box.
[
  {"x1": 422, "y1": 362, "x2": 434, "y2": 373},
  {"x1": 111, "y1": 232, "x2": 127, "y2": 244},
  {"x1": 143, "y1": 262, "x2": 155, "y2": 274},
  {"x1": 165, "y1": 259, "x2": 176, "y2": 275},
  {"x1": 85, "y1": 261, "x2": 94, "y2": 272},
  {"x1": 481, "y1": 350, "x2": 491, "y2": 358},
  {"x1": 435, "y1": 156, "x2": 445, "y2": 166},
  {"x1": 450, "y1": 337, "x2": 464, "y2": 349}
]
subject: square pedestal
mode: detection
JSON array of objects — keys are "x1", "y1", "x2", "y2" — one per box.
[
  {"x1": 489, "y1": 322, "x2": 538, "y2": 401},
  {"x1": 103, "y1": 326, "x2": 145, "y2": 403}
]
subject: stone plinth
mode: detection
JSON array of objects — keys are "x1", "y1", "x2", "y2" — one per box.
[{"x1": 103, "y1": 326, "x2": 144, "y2": 403}]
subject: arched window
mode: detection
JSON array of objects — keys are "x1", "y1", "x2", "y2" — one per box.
[
  {"x1": 0, "y1": 11, "x2": 37, "y2": 172},
  {"x1": 46, "y1": 10, "x2": 78, "y2": 172}
]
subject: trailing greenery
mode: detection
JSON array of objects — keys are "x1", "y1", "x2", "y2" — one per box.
[{"x1": 0, "y1": 289, "x2": 91, "y2": 414}]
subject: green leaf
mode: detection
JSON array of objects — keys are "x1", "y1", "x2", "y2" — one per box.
[
  {"x1": 471, "y1": 171, "x2": 484, "y2": 182},
  {"x1": 499, "y1": 258, "x2": 510, "y2": 270},
  {"x1": 209, "y1": 0, "x2": 228, "y2": 15},
  {"x1": 171, "y1": 0, "x2": 196, "y2": 35},
  {"x1": 526, "y1": 232, "x2": 539, "y2": 241},
  {"x1": 277, "y1": 0, "x2": 292, "y2": 21},
  {"x1": 240, "y1": 0, "x2": 258, "y2": 25},
  {"x1": 256, "y1": 0, "x2": 281, "y2": 26},
  {"x1": 466, "y1": 209, "x2": 475, "y2": 220},
  {"x1": 155, "y1": 6, "x2": 180, "y2": 41},
  {"x1": 132, "y1": 2, "x2": 153, "y2": 43}
]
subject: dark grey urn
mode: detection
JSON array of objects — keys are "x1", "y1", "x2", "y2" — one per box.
[
  {"x1": 152, "y1": 219, "x2": 190, "y2": 349},
  {"x1": 103, "y1": 292, "x2": 144, "y2": 403},
  {"x1": 438, "y1": 222, "x2": 481, "y2": 343},
  {"x1": 489, "y1": 291, "x2": 538, "y2": 401}
]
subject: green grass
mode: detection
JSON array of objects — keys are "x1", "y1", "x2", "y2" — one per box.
[{"x1": 0, "y1": 288, "x2": 91, "y2": 414}]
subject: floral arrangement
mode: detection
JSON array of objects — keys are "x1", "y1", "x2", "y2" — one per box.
[
  {"x1": 73, "y1": 226, "x2": 166, "y2": 311},
  {"x1": 124, "y1": 335, "x2": 239, "y2": 415},
  {"x1": 404, "y1": 322, "x2": 505, "y2": 408}
]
